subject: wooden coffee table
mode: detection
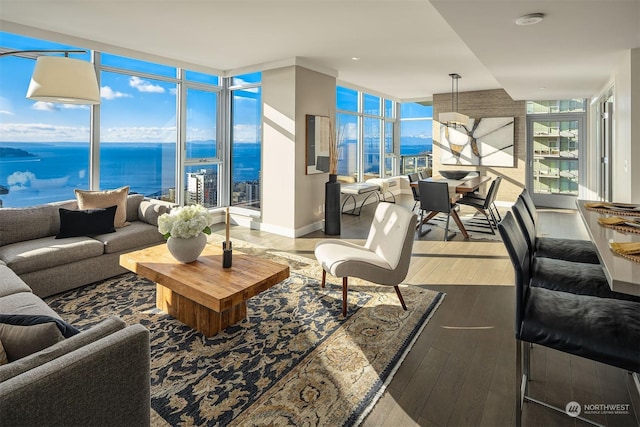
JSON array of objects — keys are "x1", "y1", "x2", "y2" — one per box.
[{"x1": 120, "y1": 243, "x2": 290, "y2": 337}]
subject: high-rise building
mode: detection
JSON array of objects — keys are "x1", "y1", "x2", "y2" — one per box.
[{"x1": 187, "y1": 169, "x2": 217, "y2": 207}]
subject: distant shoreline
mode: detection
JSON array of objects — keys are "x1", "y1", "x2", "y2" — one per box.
[{"x1": 0, "y1": 147, "x2": 38, "y2": 159}]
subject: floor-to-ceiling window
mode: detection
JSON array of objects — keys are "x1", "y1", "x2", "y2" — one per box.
[
  {"x1": 99, "y1": 54, "x2": 177, "y2": 201},
  {"x1": 336, "y1": 86, "x2": 398, "y2": 182},
  {"x1": 184, "y1": 72, "x2": 221, "y2": 208},
  {"x1": 0, "y1": 33, "x2": 92, "y2": 208},
  {"x1": 230, "y1": 73, "x2": 261, "y2": 209},
  {"x1": 399, "y1": 102, "x2": 433, "y2": 176},
  {"x1": 0, "y1": 30, "x2": 255, "y2": 210}
]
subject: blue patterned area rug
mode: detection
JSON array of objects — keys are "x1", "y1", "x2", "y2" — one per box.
[{"x1": 45, "y1": 245, "x2": 444, "y2": 427}]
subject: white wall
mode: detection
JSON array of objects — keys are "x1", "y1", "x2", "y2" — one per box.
[
  {"x1": 260, "y1": 66, "x2": 335, "y2": 237},
  {"x1": 610, "y1": 48, "x2": 640, "y2": 203}
]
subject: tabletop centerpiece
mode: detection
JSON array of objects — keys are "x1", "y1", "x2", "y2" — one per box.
[{"x1": 158, "y1": 204, "x2": 214, "y2": 263}]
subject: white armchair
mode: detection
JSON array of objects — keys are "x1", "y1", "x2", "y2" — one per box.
[{"x1": 314, "y1": 202, "x2": 417, "y2": 317}]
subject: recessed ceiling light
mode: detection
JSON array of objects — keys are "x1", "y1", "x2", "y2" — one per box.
[
  {"x1": 351, "y1": 57, "x2": 360, "y2": 61},
  {"x1": 516, "y1": 13, "x2": 545, "y2": 26}
]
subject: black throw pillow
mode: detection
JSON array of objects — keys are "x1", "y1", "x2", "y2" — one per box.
[{"x1": 55, "y1": 205, "x2": 117, "y2": 239}]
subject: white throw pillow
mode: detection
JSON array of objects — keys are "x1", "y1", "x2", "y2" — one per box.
[{"x1": 75, "y1": 186, "x2": 130, "y2": 228}]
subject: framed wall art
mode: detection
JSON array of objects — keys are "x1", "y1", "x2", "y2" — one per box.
[
  {"x1": 306, "y1": 114, "x2": 331, "y2": 174},
  {"x1": 441, "y1": 117, "x2": 514, "y2": 166}
]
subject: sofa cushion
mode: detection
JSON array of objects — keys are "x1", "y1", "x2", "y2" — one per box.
[
  {"x1": 75, "y1": 186, "x2": 130, "y2": 228},
  {"x1": 0, "y1": 314, "x2": 80, "y2": 362},
  {"x1": 0, "y1": 316, "x2": 126, "y2": 382},
  {"x1": 93, "y1": 221, "x2": 164, "y2": 254},
  {"x1": 0, "y1": 292, "x2": 61, "y2": 319},
  {"x1": 0, "y1": 236, "x2": 104, "y2": 276},
  {"x1": 0, "y1": 266, "x2": 32, "y2": 298},
  {"x1": 55, "y1": 206, "x2": 117, "y2": 239},
  {"x1": 0, "y1": 200, "x2": 77, "y2": 247},
  {"x1": 126, "y1": 194, "x2": 145, "y2": 222}
]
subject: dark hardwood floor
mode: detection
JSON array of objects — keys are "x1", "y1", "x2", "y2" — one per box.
[{"x1": 213, "y1": 195, "x2": 639, "y2": 427}]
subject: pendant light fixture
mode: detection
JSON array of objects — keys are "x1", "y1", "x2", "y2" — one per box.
[
  {"x1": 439, "y1": 73, "x2": 469, "y2": 128},
  {"x1": 1, "y1": 50, "x2": 100, "y2": 105}
]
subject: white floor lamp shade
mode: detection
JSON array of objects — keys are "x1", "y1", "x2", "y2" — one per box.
[{"x1": 26, "y1": 56, "x2": 100, "y2": 105}]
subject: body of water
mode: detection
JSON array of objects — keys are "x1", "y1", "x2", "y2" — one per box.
[
  {"x1": 0, "y1": 142, "x2": 260, "y2": 207},
  {"x1": 0, "y1": 139, "x2": 430, "y2": 208}
]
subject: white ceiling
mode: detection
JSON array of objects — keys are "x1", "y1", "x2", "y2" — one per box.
[{"x1": 0, "y1": 0, "x2": 638, "y2": 101}]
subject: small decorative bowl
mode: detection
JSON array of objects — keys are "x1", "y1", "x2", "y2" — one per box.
[{"x1": 440, "y1": 170, "x2": 470, "y2": 180}]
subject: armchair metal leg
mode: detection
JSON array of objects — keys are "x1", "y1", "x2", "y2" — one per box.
[
  {"x1": 342, "y1": 277, "x2": 348, "y2": 317},
  {"x1": 394, "y1": 285, "x2": 408, "y2": 310}
]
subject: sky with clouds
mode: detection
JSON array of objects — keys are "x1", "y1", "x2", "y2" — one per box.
[{"x1": 0, "y1": 32, "x2": 260, "y2": 144}]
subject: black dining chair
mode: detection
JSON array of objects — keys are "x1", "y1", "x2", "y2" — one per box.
[
  {"x1": 516, "y1": 189, "x2": 600, "y2": 264},
  {"x1": 463, "y1": 176, "x2": 503, "y2": 224},
  {"x1": 417, "y1": 180, "x2": 459, "y2": 240},
  {"x1": 498, "y1": 212, "x2": 640, "y2": 427},
  {"x1": 511, "y1": 198, "x2": 639, "y2": 302},
  {"x1": 407, "y1": 172, "x2": 420, "y2": 212},
  {"x1": 456, "y1": 176, "x2": 502, "y2": 234}
]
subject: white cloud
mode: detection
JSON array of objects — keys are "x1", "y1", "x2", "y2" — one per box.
[
  {"x1": 61, "y1": 104, "x2": 89, "y2": 110},
  {"x1": 30, "y1": 101, "x2": 88, "y2": 111},
  {"x1": 0, "y1": 110, "x2": 14, "y2": 115},
  {"x1": 342, "y1": 122, "x2": 358, "y2": 140},
  {"x1": 102, "y1": 126, "x2": 177, "y2": 143},
  {"x1": 0, "y1": 123, "x2": 90, "y2": 142},
  {"x1": 7, "y1": 171, "x2": 36, "y2": 191},
  {"x1": 0, "y1": 96, "x2": 13, "y2": 115},
  {"x1": 129, "y1": 76, "x2": 164, "y2": 93},
  {"x1": 232, "y1": 124, "x2": 261, "y2": 143},
  {"x1": 32, "y1": 102, "x2": 59, "y2": 111},
  {"x1": 101, "y1": 86, "x2": 131, "y2": 100}
]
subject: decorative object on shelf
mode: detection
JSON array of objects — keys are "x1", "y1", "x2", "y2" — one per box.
[
  {"x1": 158, "y1": 204, "x2": 214, "y2": 263},
  {"x1": 0, "y1": 50, "x2": 100, "y2": 105},
  {"x1": 223, "y1": 207, "x2": 233, "y2": 268},
  {"x1": 439, "y1": 73, "x2": 469, "y2": 128}
]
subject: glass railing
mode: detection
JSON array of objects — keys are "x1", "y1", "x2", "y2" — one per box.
[{"x1": 400, "y1": 154, "x2": 432, "y2": 175}]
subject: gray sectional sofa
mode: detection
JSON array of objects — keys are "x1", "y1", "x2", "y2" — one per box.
[
  {"x1": 0, "y1": 193, "x2": 171, "y2": 297},
  {"x1": 0, "y1": 194, "x2": 172, "y2": 425}
]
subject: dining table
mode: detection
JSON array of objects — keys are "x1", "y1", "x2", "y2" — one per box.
[
  {"x1": 576, "y1": 199, "x2": 640, "y2": 296},
  {"x1": 411, "y1": 175, "x2": 491, "y2": 239},
  {"x1": 410, "y1": 174, "x2": 491, "y2": 196}
]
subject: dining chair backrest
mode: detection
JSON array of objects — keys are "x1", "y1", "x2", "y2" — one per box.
[
  {"x1": 511, "y1": 198, "x2": 536, "y2": 257},
  {"x1": 497, "y1": 212, "x2": 531, "y2": 337},
  {"x1": 484, "y1": 176, "x2": 502, "y2": 209},
  {"x1": 519, "y1": 188, "x2": 537, "y2": 225},
  {"x1": 418, "y1": 180, "x2": 451, "y2": 213},
  {"x1": 408, "y1": 173, "x2": 420, "y2": 201}
]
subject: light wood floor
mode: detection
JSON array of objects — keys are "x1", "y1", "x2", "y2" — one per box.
[{"x1": 213, "y1": 195, "x2": 639, "y2": 427}]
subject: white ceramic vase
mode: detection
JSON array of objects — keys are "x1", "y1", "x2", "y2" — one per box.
[{"x1": 167, "y1": 233, "x2": 207, "y2": 263}]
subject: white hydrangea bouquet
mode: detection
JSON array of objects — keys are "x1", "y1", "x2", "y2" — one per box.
[{"x1": 158, "y1": 204, "x2": 215, "y2": 239}]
